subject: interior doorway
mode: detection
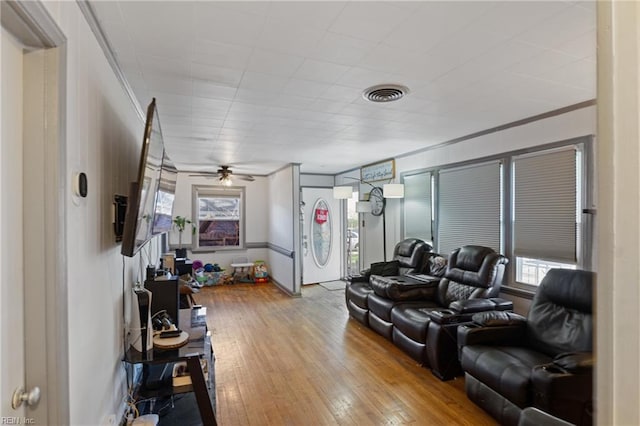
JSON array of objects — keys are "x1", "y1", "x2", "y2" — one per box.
[{"x1": 1, "y1": 2, "x2": 68, "y2": 423}]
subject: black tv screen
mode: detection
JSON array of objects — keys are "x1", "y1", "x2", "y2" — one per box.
[{"x1": 121, "y1": 98, "x2": 164, "y2": 257}]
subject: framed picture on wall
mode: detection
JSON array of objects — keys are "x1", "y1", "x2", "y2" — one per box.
[{"x1": 361, "y1": 159, "x2": 395, "y2": 182}]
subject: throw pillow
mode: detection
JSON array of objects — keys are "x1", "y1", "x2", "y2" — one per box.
[{"x1": 429, "y1": 256, "x2": 448, "y2": 277}]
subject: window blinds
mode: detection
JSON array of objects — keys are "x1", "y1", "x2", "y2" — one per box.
[
  {"x1": 513, "y1": 148, "x2": 577, "y2": 263},
  {"x1": 403, "y1": 172, "x2": 432, "y2": 242},
  {"x1": 438, "y1": 161, "x2": 501, "y2": 256}
]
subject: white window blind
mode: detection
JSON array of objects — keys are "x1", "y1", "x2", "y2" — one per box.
[
  {"x1": 438, "y1": 161, "x2": 501, "y2": 256},
  {"x1": 403, "y1": 172, "x2": 432, "y2": 242},
  {"x1": 513, "y1": 148, "x2": 577, "y2": 263}
]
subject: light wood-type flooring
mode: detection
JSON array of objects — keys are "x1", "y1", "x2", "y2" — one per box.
[{"x1": 195, "y1": 281, "x2": 497, "y2": 425}]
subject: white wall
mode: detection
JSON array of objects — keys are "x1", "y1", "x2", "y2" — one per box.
[
  {"x1": 170, "y1": 173, "x2": 270, "y2": 270},
  {"x1": 300, "y1": 173, "x2": 334, "y2": 187},
  {"x1": 267, "y1": 165, "x2": 299, "y2": 293},
  {"x1": 41, "y1": 2, "x2": 158, "y2": 424}
]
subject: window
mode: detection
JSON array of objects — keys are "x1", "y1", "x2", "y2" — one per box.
[
  {"x1": 402, "y1": 171, "x2": 432, "y2": 243},
  {"x1": 193, "y1": 186, "x2": 245, "y2": 250},
  {"x1": 512, "y1": 146, "x2": 582, "y2": 285},
  {"x1": 437, "y1": 161, "x2": 502, "y2": 255}
]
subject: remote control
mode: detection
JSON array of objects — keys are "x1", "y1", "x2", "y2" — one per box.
[{"x1": 159, "y1": 329, "x2": 182, "y2": 338}]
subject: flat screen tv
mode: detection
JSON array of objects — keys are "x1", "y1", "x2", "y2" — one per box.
[
  {"x1": 121, "y1": 98, "x2": 165, "y2": 257},
  {"x1": 151, "y1": 152, "x2": 177, "y2": 235}
]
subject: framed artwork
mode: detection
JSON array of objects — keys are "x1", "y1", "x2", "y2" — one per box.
[{"x1": 361, "y1": 159, "x2": 395, "y2": 182}]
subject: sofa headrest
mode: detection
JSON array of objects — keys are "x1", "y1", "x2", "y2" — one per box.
[
  {"x1": 396, "y1": 238, "x2": 430, "y2": 257},
  {"x1": 444, "y1": 246, "x2": 508, "y2": 288},
  {"x1": 526, "y1": 268, "x2": 594, "y2": 356},
  {"x1": 455, "y1": 245, "x2": 497, "y2": 272},
  {"x1": 536, "y1": 269, "x2": 593, "y2": 314}
]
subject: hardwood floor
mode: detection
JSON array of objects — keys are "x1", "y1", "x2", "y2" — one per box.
[{"x1": 195, "y1": 282, "x2": 497, "y2": 425}]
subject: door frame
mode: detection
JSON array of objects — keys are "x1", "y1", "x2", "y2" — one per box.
[
  {"x1": 300, "y1": 186, "x2": 343, "y2": 285},
  {"x1": 1, "y1": 1, "x2": 69, "y2": 423}
]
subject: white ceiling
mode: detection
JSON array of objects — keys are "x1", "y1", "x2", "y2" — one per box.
[{"x1": 88, "y1": 1, "x2": 596, "y2": 176}]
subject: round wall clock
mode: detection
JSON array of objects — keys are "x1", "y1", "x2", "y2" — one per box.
[{"x1": 370, "y1": 187, "x2": 385, "y2": 216}]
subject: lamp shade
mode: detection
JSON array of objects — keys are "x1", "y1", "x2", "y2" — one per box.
[
  {"x1": 333, "y1": 186, "x2": 353, "y2": 199},
  {"x1": 356, "y1": 201, "x2": 372, "y2": 213},
  {"x1": 383, "y1": 183, "x2": 405, "y2": 198}
]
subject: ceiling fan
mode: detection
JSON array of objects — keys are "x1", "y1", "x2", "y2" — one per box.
[{"x1": 189, "y1": 165, "x2": 255, "y2": 185}]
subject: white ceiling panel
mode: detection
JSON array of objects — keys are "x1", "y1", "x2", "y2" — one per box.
[
  {"x1": 245, "y1": 49, "x2": 305, "y2": 78},
  {"x1": 88, "y1": 1, "x2": 596, "y2": 175},
  {"x1": 308, "y1": 31, "x2": 377, "y2": 66},
  {"x1": 328, "y1": 2, "x2": 413, "y2": 43},
  {"x1": 190, "y1": 39, "x2": 253, "y2": 70}
]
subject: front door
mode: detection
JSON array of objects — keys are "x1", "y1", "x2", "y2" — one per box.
[{"x1": 302, "y1": 188, "x2": 342, "y2": 285}]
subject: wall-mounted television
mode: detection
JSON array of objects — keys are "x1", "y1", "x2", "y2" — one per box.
[
  {"x1": 151, "y1": 153, "x2": 177, "y2": 235},
  {"x1": 121, "y1": 98, "x2": 165, "y2": 257}
]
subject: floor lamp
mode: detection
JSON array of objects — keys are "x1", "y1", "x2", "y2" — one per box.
[{"x1": 333, "y1": 181, "x2": 405, "y2": 262}]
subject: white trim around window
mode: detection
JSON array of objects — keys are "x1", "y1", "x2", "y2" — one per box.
[{"x1": 192, "y1": 185, "x2": 246, "y2": 251}]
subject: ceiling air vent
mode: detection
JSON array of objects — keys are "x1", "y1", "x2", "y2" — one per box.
[{"x1": 363, "y1": 84, "x2": 409, "y2": 103}]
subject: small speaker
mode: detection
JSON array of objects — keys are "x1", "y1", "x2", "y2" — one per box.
[{"x1": 144, "y1": 276, "x2": 180, "y2": 329}]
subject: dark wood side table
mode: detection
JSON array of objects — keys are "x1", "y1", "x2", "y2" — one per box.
[{"x1": 125, "y1": 306, "x2": 217, "y2": 426}]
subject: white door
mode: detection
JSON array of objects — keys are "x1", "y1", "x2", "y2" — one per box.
[
  {"x1": 302, "y1": 188, "x2": 342, "y2": 284},
  {"x1": 1, "y1": 27, "x2": 27, "y2": 419}
]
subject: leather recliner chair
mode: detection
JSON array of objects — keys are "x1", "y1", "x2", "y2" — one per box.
[
  {"x1": 345, "y1": 238, "x2": 431, "y2": 327},
  {"x1": 458, "y1": 268, "x2": 594, "y2": 426},
  {"x1": 390, "y1": 245, "x2": 509, "y2": 370}
]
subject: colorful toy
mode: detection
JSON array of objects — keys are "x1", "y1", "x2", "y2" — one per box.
[{"x1": 253, "y1": 260, "x2": 268, "y2": 283}]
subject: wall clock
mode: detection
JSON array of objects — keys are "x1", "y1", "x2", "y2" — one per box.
[{"x1": 369, "y1": 187, "x2": 385, "y2": 216}]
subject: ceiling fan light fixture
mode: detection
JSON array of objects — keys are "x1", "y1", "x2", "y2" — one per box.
[{"x1": 362, "y1": 84, "x2": 409, "y2": 103}]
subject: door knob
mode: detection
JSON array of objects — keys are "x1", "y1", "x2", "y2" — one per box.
[{"x1": 11, "y1": 386, "x2": 40, "y2": 409}]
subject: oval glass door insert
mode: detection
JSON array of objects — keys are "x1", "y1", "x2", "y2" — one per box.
[{"x1": 311, "y1": 198, "x2": 332, "y2": 267}]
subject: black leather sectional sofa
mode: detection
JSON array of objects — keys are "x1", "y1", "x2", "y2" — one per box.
[
  {"x1": 345, "y1": 239, "x2": 512, "y2": 380},
  {"x1": 458, "y1": 269, "x2": 594, "y2": 426}
]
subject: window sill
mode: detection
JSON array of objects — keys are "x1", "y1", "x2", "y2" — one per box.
[
  {"x1": 501, "y1": 285, "x2": 536, "y2": 300},
  {"x1": 191, "y1": 247, "x2": 246, "y2": 253}
]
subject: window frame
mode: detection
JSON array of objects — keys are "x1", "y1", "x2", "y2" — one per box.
[
  {"x1": 509, "y1": 145, "x2": 584, "y2": 287},
  {"x1": 401, "y1": 169, "x2": 434, "y2": 245},
  {"x1": 398, "y1": 135, "x2": 593, "y2": 293},
  {"x1": 436, "y1": 160, "x2": 503, "y2": 256},
  {"x1": 192, "y1": 185, "x2": 246, "y2": 252}
]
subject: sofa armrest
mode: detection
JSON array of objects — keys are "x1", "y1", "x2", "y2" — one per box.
[
  {"x1": 551, "y1": 352, "x2": 594, "y2": 373},
  {"x1": 457, "y1": 321, "x2": 526, "y2": 348},
  {"x1": 471, "y1": 310, "x2": 526, "y2": 326},
  {"x1": 349, "y1": 274, "x2": 369, "y2": 283},
  {"x1": 489, "y1": 297, "x2": 513, "y2": 311},
  {"x1": 449, "y1": 298, "x2": 497, "y2": 315},
  {"x1": 531, "y1": 354, "x2": 594, "y2": 422}
]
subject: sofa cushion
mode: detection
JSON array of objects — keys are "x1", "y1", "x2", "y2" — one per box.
[
  {"x1": 346, "y1": 281, "x2": 373, "y2": 309},
  {"x1": 461, "y1": 345, "x2": 552, "y2": 408},
  {"x1": 391, "y1": 304, "x2": 440, "y2": 343},
  {"x1": 370, "y1": 275, "x2": 438, "y2": 301}
]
